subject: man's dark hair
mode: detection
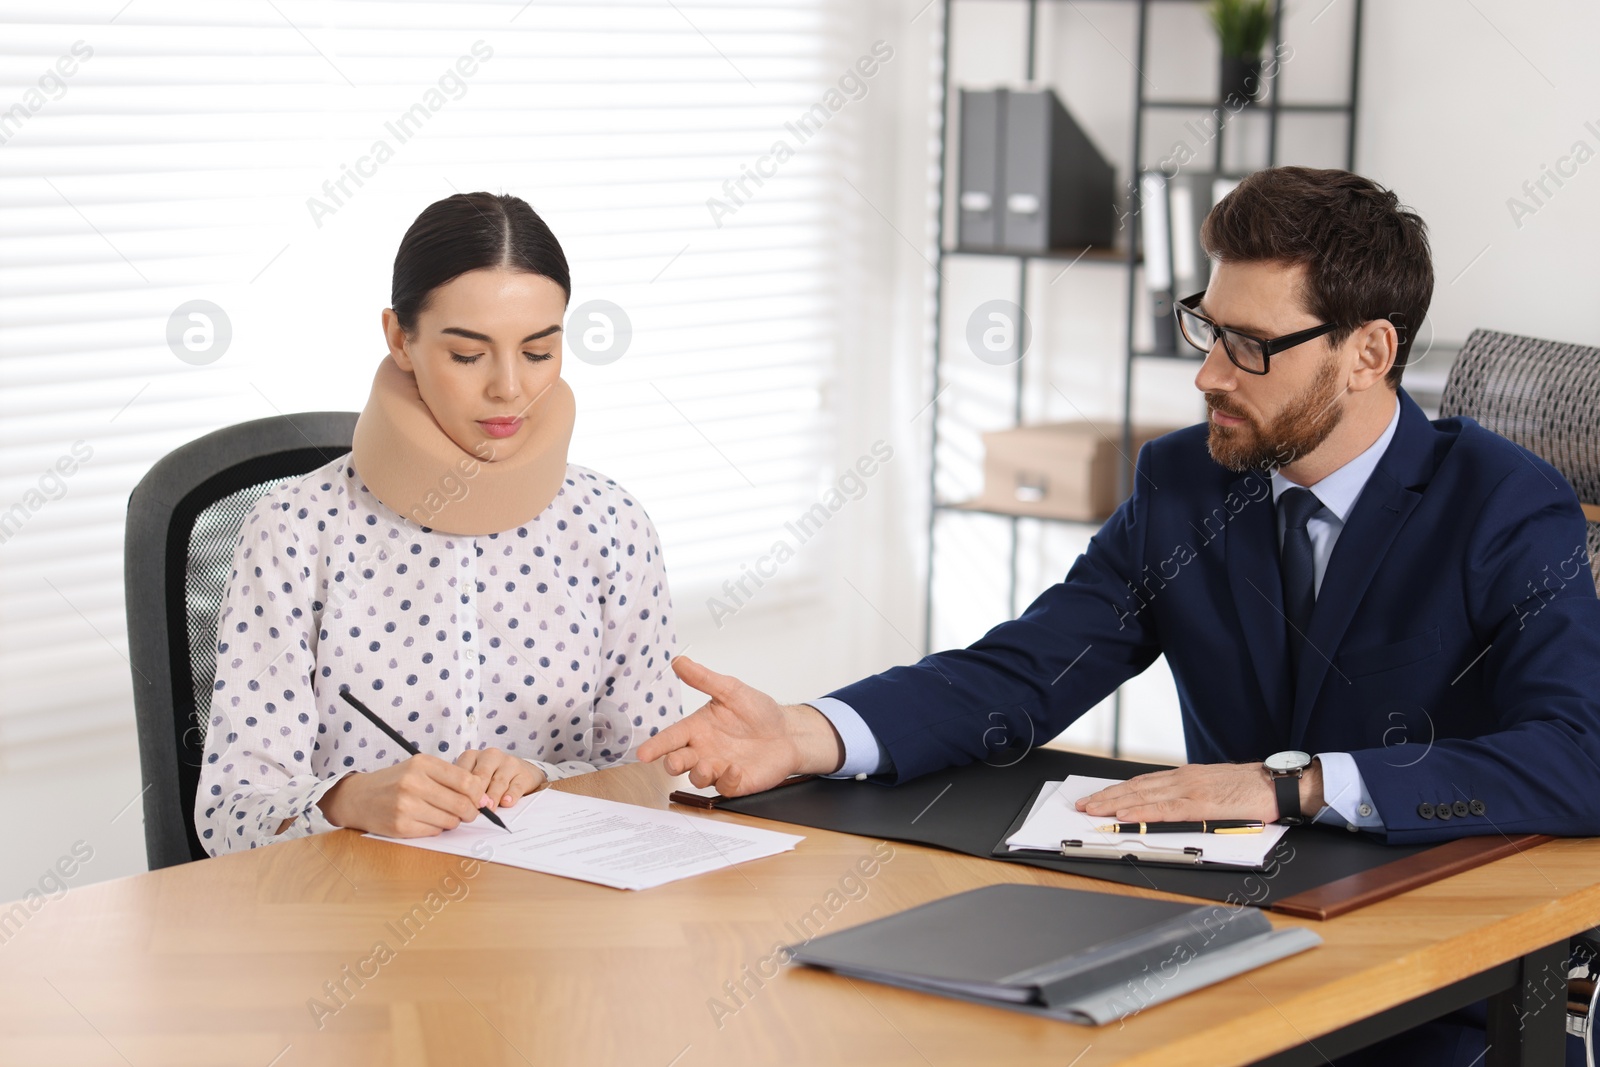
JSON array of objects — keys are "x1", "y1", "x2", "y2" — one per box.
[{"x1": 1199, "y1": 166, "x2": 1433, "y2": 388}]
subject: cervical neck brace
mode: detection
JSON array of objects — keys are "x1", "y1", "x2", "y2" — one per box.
[{"x1": 349, "y1": 354, "x2": 575, "y2": 535}]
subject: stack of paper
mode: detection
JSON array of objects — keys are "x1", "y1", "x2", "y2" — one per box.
[
  {"x1": 366, "y1": 788, "x2": 803, "y2": 890},
  {"x1": 1004, "y1": 776, "x2": 1288, "y2": 869}
]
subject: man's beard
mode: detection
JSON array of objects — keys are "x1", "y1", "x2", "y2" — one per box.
[{"x1": 1205, "y1": 356, "x2": 1345, "y2": 473}]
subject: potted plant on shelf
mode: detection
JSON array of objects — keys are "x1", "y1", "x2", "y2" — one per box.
[{"x1": 1209, "y1": 0, "x2": 1274, "y2": 105}]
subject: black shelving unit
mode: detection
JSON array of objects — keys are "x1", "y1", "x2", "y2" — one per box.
[{"x1": 922, "y1": 0, "x2": 1364, "y2": 755}]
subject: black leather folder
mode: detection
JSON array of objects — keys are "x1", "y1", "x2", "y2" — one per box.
[{"x1": 709, "y1": 748, "x2": 1547, "y2": 919}]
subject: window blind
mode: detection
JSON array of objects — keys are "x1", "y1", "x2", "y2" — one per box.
[{"x1": 0, "y1": 0, "x2": 881, "y2": 762}]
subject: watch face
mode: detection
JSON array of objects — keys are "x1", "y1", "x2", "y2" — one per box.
[{"x1": 1265, "y1": 750, "x2": 1312, "y2": 774}]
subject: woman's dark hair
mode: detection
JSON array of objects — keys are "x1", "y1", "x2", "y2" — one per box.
[
  {"x1": 1200, "y1": 167, "x2": 1433, "y2": 388},
  {"x1": 390, "y1": 192, "x2": 571, "y2": 334}
]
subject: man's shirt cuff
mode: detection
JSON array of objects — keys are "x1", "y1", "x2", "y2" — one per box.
[
  {"x1": 1313, "y1": 751, "x2": 1385, "y2": 830},
  {"x1": 806, "y1": 697, "x2": 889, "y2": 778}
]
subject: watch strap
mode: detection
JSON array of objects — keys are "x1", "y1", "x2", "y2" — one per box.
[{"x1": 1273, "y1": 771, "x2": 1304, "y2": 825}]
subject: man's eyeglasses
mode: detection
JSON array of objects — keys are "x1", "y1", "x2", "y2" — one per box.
[{"x1": 1175, "y1": 291, "x2": 1340, "y2": 375}]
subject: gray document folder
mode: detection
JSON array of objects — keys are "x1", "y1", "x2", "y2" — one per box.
[{"x1": 788, "y1": 883, "x2": 1320, "y2": 1025}]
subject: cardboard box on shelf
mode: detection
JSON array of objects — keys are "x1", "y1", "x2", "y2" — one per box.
[{"x1": 968, "y1": 422, "x2": 1182, "y2": 522}]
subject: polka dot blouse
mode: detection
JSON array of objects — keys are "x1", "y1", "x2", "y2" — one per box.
[{"x1": 195, "y1": 456, "x2": 683, "y2": 856}]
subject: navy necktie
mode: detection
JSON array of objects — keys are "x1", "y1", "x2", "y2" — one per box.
[{"x1": 1279, "y1": 487, "x2": 1323, "y2": 674}]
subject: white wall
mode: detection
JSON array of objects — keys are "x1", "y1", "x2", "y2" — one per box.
[{"x1": 1358, "y1": 0, "x2": 1600, "y2": 351}]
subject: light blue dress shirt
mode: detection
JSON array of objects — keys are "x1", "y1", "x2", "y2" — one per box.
[{"x1": 811, "y1": 398, "x2": 1404, "y2": 832}]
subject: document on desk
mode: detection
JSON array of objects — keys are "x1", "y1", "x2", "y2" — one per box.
[
  {"x1": 365, "y1": 788, "x2": 804, "y2": 890},
  {"x1": 1003, "y1": 776, "x2": 1288, "y2": 869}
]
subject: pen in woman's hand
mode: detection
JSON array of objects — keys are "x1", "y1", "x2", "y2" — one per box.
[
  {"x1": 337, "y1": 688, "x2": 510, "y2": 832},
  {"x1": 1092, "y1": 819, "x2": 1265, "y2": 834}
]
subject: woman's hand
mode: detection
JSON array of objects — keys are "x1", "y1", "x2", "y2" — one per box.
[
  {"x1": 316, "y1": 753, "x2": 494, "y2": 838},
  {"x1": 454, "y1": 747, "x2": 547, "y2": 808}
]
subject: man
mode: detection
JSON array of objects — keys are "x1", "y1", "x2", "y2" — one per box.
[{"x1": 639, "y1": 167, "x2": 1600, "y2": 1064}]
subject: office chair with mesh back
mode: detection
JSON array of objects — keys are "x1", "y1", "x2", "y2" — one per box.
[
  {"x1": 124, "y1": 411, "x2": 358, "y2": 870},
  {"x1": 1438, "y1": 327, "x2": 1600, "y2": 584},
  {"x1": 1439, "y1": 328, "x2": 1600, "y2": 1067}
]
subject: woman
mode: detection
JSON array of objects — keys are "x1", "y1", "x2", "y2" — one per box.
[{"x1": 195, "y1": 192, "x2": 683, "y2": 855}]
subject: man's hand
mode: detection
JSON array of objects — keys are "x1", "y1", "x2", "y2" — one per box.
[
  {"x1": 1075, "y1": 759, "x2": 1325, "y2": 823},
  {"x1": 635, "y1": 656, "x2": 846, "y2": 796},
  {"x1": 455, "y1": 747, "x2": 547, "y2": 808},
  {"x1": 316, "y1": 753, "x2": 494, "y2": 838}
]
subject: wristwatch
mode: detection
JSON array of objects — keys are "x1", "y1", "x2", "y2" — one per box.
[{"x1": 1264, "y1": 750, "x2": 1313, "y2": 825}]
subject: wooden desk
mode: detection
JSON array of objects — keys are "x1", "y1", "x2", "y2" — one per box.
[{"x1": 1, "y1": 760, "x2": 1595, "y2": 1067}]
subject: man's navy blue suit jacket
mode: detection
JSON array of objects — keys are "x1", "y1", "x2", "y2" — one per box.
[{"x1": 829, "y1": 389, "x2": 1600, "y2": 843}]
